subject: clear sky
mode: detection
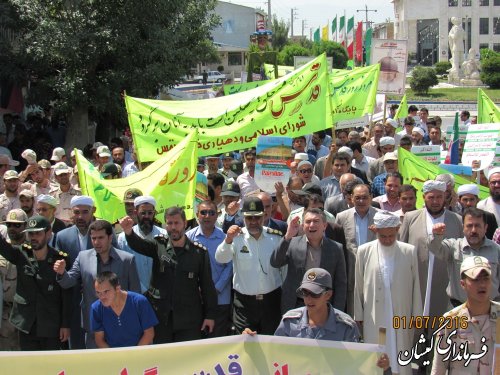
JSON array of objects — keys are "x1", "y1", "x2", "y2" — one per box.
[{"x1": 224, "y1": 0, "x2": 394, "y2": 37}]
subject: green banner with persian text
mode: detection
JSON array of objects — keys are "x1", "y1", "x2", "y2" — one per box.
[
  {"x1": 329, "y1": 64, "x2": 380, "y2": 123},
  {"x1": 76, "y1": 131, "x2": 197, "y2": 222},
  {"x1": 477, "y1": 88, "x2": 500, "y2": 124},
  {"x1": 223, "y1": 80, "x2": 270, "y2": 96},
  {"x1": 126, "y1": 54, "x2": 331, "y2": 161}
]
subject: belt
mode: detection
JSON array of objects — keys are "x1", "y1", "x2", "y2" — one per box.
[
  {"x1": 235, "y1": 290, "x2": 265, "y2": 300},
  {"x1": 450, "y1": 298, "x2": 463, "y2": 307}
]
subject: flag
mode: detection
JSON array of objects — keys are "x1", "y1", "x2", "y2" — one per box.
[
  {"x1": 346, "y1": 16, "x2": 355, "y2": 59},
  {"x1": 477, "y1": 88, "x2": 500, "y2": 124},
  {"x1": 331, "y1": 16, "x2": 337, "y2": 42},
  {"x1": 364, "y1": 28, "x2": 373, "y2": 64},
  {"x1": 444, "y1": 112, "x2": 460, "y2": 165},
  {"x1": 339, "y1": 16, "x2": 345, "y2": 45},
  {"x1": 76, "y1": 131, "x2": 198, "y2": 222},
  {"x1": 322, "y1": 25, "x2": 328, "y2": 41},
  {"x1": 398, "y1": 147, "x2": 489, "y2": 209},
  {"x1": 394, "y1": 94, "x2": 408, "y2": 120},
  {"x1": 313, "y1": 28, "x2": 320, "y2": 42},
  {"x1": 355, "y1": 22, "x2": 363, "y2": 63}
]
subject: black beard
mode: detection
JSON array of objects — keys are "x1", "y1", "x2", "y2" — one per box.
[
  {"x1": 139, "y1": 219, "x2": 153, "y2": 234},
  {"x1": 492, "y1": 192, "x2": 500, "y2": 203}
]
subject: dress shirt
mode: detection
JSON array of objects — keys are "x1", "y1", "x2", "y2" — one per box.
[
  {"x1": 371, "y1": 173, "x2": 387, "y2": 197},
  {"x1": 354, "y1": 210, "x2": 369, "y2": 247},
  {"x1": 352, "y1": 155, "x2": 375, "y2": 175},
  {"x1": 372, "y1": 194, "x2": 402, "y2": 212},
  {"x1": 236, "y1": 172, "x2": 260, "y2": 198},
  {"x1": 320, "y1": 175, "x2": 341, "y2": 199}
]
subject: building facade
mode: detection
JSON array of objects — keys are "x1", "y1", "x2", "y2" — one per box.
[{"x1": 392, "y1": 0, "x2": 500, "y2": 65}]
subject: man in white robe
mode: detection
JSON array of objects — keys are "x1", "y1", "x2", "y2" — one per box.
[{"x1": 355, "y1": 211, "x2": 422, "y2": 375}]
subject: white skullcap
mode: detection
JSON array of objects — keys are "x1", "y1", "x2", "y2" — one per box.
[
  {"x1": 37, "y1": 194, "x2": 59, "y2": 207},
  {"x1": 374, "y1": 210, "x2": 401, "y2": 228},
  {"x1": 297, "y1": 160, "x2": 312, "y2": 169},
  {"x1": 412, "y1": 127, "x2": 425, "y2": 137},
  {"x1": 70, "y1": 195, "x2": 94, "y2": 208},
  {"x1": 338, "y1": 146, "x2": 353, "y2": 158},
  {"x1": 488, "y1": 167, "x2": 500, "y2": 180},
  {"x1": 134, "y1": 195, "x2": 156, "y2": 208},
  {"x1": 422, "y1": 180, "x2": 447, "y2": 193},
  {"x1": 436, "y1": 173, "x2": 455, "y2": 187},
  {"x1": 457, "y1": 184, "x2": 479, "y2": 197},
  {"x1": 379, "y1": 136, "x2": 395, "y2": 147},
  {"x1": 385, "y1": 118, "x2": 398, "y2": 128},
  {"x1": 294, "y1": 152, "x2": 309, "y2": 161}
]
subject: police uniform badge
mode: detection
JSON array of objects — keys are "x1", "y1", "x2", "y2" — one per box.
[
  {"x1": 307, "y1": 271, "x2": 317, "y2": 281},
  {"x1": 28, "y1": 219, "x2": 37, "y2": 228},
  {"x1": 249, "y1": 202, "x2": 256, "y2": 211},
  {"x1": 227, "y1": 182, "x2": 233, "y2": 190},
  {"x1": 9, "y1": 212, "x2": 18, "y2": 221},
  {"x1": 240, "y1": 245, "x2": 249, "y2": 253}
]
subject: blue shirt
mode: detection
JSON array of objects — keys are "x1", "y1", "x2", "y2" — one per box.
[
  {"x1": 319, "y1": 175, "x2": 341, "y2": 199},
  {"x1": 90, "y1": 292, "x2": 158, "y2": 348},
  {"x1": 371, "y1": 172, "x2": 387, "y2": 197},
  {"x1": 118, "y1": 225, "x2": 167, "y2": 293},
  {"x1": 186, "y1": 225, "x2": 232, "y2": 305},
  {"x1": 354, "y1": 210, "x2": 369, "y2": 247}
]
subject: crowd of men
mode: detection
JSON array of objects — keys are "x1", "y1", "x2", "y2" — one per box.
[{"x1": 0, "y1": 107, "x2": 500, "y2": 374}]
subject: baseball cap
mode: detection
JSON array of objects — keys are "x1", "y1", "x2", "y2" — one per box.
[
  {"x1": 0, "y1": 155, "x2": 20, "y2": 167},
  {"x1": 101, "y1": 163, "x2": 119, "y2": 177},
  {"x1": 21, "y1": 149, "x2": 37, "y2": 165},
  {"x1": 53, "y1": 162, "x2": 71, "y2": 175},
  {"x1": 92, "y1": 142, "x2": 104, "y2": 150},
  {"x1": 297, "y1": 268, "x2": 332, "y2": 295},
  {"x1": 19, "y1": 189, "x2": 35, "y2": 198},
  {"x1": 38, "y1": 159, "x2": 51, "y2": 169},
  {"x1": 3, "y1": 170, "x2": 19, "y2": 180},
  {"x1": 460, "y1": 256, "x2": 491, "y2": 279},
  {"x1": 221, "y1": 181, "x2": 241, "y2": 197},
  {"x1": 124, "y1": 188, "x2": 143, "y2": 203},
  {"x1": 50, "y1": 147, "x2": 66, "y2": 162},
  {"x1": 241, "y1": 196, "x2": 264, "y2": 216},
  {"x1": 230, "y1": 160, "x2": 244, "y2": 175},
  {"x1": 222, "y1": 152, "x2": 234, "y2": 159},
  {"x1": 23, "y1": 215, "x2": 51, "y2": 233},
  {"x1": 37, "y1": 194, "x2": 58, "y2": 207},
  {"x1": 383, "y1": 152, "x2": 398, "y2": 162},
  {"x1": 97, "y1": 146, "x2": 111, "y2": 158},
  {"x1": 4, "y1": 209, "x2": 28, "y2": 223}
]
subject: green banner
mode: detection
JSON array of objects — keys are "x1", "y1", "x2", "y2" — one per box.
[
  {"x1": 126, "y1": 54, "x2": 331, "y2": 161},
  {"x1": 394, "y1": 94, "x2": 408, "y2": 120},
  {"x1": 223, "y1": 80, "x2": 270, "y2": 96},
  {"x1": 76, "y1": 131, "x2": 198, "y2": 222},
  {"x1": 329, "y1": 64, "x2": 380, "y2": 123},
  {"x1": 398, "y1": 148, "x2": 489, "y2": 209},
  {"x1": 263, "y1": 63, "x2": 294, "y2": 79},
  {"x1": 477, "y1": 88, "x2": 500, "y2": 124}
]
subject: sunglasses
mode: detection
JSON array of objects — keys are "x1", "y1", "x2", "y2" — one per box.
[
  {"x1": 297, "y1": 289, "x2": 327, "y2": 299},
  {"x1": 299, "y1": 169, "x2": 312, "y2": 174},
  {"x1": 199, "y1": 209, "x2": 216, "y2": 217},
  {"x1": 6, "y1": 223, "x2": 23, "y2": 228}
]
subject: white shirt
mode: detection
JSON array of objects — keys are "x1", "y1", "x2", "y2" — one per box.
[
  {"x1": 352, "y1": 155, "x2": 375, "y2": 174},
  {"x1": 215, "y1": 227, "x2": 286, "y2": 295},
  {"x1": 236, "y1": 172, "x2": 260, "y2": 198}
]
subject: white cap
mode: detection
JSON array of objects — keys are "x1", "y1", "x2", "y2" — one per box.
[
  {"x1": 97, "y1": 146, "x2": 111, "y2": 157},
  {"x1": 21, "y1": 149, "x2": 37, "y2": 164},
  {"x1": 374, "y1": 211, "x2": 401, "y2": 228},
  {"x1": 457, "y1": 184, "x2": 479, "y2": 197},
  {"x1": 338, "y1": 146, "x2": 353, "y2": 158},
  {"x1": 488, "y1": 167, "x2": 500, "y2": 180},
  {"x1": 50, "y1": 147, "x2": 66, "y2": 161},
  {"x1": 379, "y1": 136, "x2": 395, "y2": 147},
  {"x1": 37, "y1": 194, "x2": 59, "y2": 207},
  {"x1": 70, "y1": 195, "x2": 94, "y2": 208},
  {"x1": 460, "y1": 256, "x2": 491, "y2": 279},
  {"x1": 383, "y1": 152, "x2": 398, "y2": 162},
  {"x1": 294, "y1": 153, "x2": 309, "y2": 161},
  {"x1": 70, "y1": 149, "x2": 83, "y2": 157},
  {"x1": 53, "y1": 162, "x2": 71, "y2": 175},
  {"x1": 412, "y1": 127, "x2": 425, "y2": 137},
  {"x1": 134, "y1": 195, "x2": 157, "y2": 208},
  {"x1": 297, "y1": 160, "x2": 312, "y2": 169},
  {"x1": 385, "y1": 118, "x2": 398, "y2": 128},
  {"x1": 422, "y1": 180, "x2": 447, "y2": 193}
]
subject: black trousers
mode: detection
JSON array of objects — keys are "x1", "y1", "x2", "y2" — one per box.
[
  {"x1": 208, "y1": 304, "x2": 232, "y2": 338},
  {"x1": 233, "y1": 288, "x2": 281, "y2": 335},
  {"x1": 19, "y1": 326, "x2": 61, "y2": 351}
]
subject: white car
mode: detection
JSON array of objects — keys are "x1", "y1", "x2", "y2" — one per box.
[{"x1": 194, "y1": 71, "x2": 226, "y2": 84}]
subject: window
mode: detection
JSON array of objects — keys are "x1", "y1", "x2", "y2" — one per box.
[
  {"x1": 228, "y1": 52, "x2": 242, "y2": 66},
  {"x1": 494, "y1": 17, "x2": 500, "y2": 34},
  {"x1": 495, "y1": 0, "x2": 500, "y2": 5},
  {"x1": 493, "y1": 43, "x2": 500, "y2": 52},
  {"x1": 462, "y1": 0, "x2": 471, "y2": 5},
  {"x1": 479, "y1": 43, "x2": 489, "y2": 51},
  {"x1": 449, "y1": 0, "x2": 458, "y2": 6},
  {"x1": 480, "y1": 0, "x2": 489, "y2": 5},
  {"x1": 480, "y1": 18, "x2": 489, "y2": 34}
]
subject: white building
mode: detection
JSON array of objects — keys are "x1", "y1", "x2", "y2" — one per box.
[{"x1": 392, "y1": 0, "x2": 500, "y2": 65}]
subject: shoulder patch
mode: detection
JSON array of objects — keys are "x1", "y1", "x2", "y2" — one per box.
[
  {"x1": 58, "y1": 250, "x2": 68, "y2": 258},
  {"x1": 267, "y1": 228, "x2": 283, "y2": 236},
  {"x1": 154, "y1": 234, "x2": 169, "y2": 244},
  {"x1": 283, "y1": 308, "x2": 303, "y2": 320},
  {"x1": 22, "y1": 243, "x2": 32, "y2": 250},
  {"x1": 334, "y1": 309, "x2": 357, "y2": 328},
  {"x1": 193, "y1": 241, "x2": 207, "y2": 251}
]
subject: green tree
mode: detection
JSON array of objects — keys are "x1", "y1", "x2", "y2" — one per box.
[
  {"x1": 480, "y1": 48, "x2": 500, "y2": 89},
  {"x1": 312, "y1": 41, "x2": 348, "y2": 69},
  {"x1": 7, "y1": 0, "x2": 220, "y2": 148},
  {"x1": 271, "y1": 16, "x2": 289, "y2": 51},
  {"x1": 278, "y1": 43, "x2": 311, "y2": 66},
  {"x1": 409, "y1": 66, "x2": 438, "y2": 94}
]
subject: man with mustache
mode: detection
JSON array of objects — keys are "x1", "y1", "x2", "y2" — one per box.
[{"x1": 118, "y1": 196, "x2": 167, "y2": 293}]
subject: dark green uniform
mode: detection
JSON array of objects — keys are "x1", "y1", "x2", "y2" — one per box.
[
  {"x1": 0, "y1": 236, "x2": 71, "y2": 350},
  {"x1": 125, "y1": 232, "x2": 217, "y2": 343}
]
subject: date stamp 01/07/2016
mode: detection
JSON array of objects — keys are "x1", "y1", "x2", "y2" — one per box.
[{"x1": 393, "y1": 315, "x2": 468, "y2": 330}]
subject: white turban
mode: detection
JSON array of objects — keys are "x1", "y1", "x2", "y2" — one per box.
[
  {"x1": 294, "y1": 152, "x2": 309, "y2": 161},
  {"x1": 488, "y1": 167, "x2": 500, "y2": 180},
  {"x1": 422, "y1": 180, "x2": 447, "y2": 193},
  {"x1": 379, "y1": 137, "x2": 395, "y2": 147},
  {"x1": 37, "y1": 194, "x2": 59, "y2": 207},
  {"x1": 412, "y1": 127, "x2": 425, "y2": 137},
  {"x1": 70, "y1": 195, "x2": 94, "y2": 208},
  {"x1": 134, "y1": 195, "x2": 157, "y2": 208},
  {"x1": 374, "y1": 211, "x2": 401, "y2": 228},
  {"x1": 457, "y1": 184, "x2": 479, "y2": 197}
]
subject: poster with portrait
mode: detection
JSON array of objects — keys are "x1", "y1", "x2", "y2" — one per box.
[{"x1": 370, "y1": 39, "x2": 408, "y2": 95}]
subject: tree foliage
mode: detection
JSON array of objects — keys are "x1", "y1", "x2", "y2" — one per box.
[
  {"x1": 6, "y1": 0, "x2": 220, "y2": 145},
  {"x1": 409, "y1": 66, "x2": 438, "y2": 94},
  {"x1": 434, "y1": 61, "x2": 451, "y2": 75},
  {"x1": 271, "y1": 16, "x2": 289, "y2": 51},
  {"x1": 480, "y1": 48, "x2": 500, "y2": 89},
  {"x1": 278, "y1": 43, "x2": 311, "y2": 66},
  {"x1": 312, "y1": 41, "x2": 348, "y2": 69}
]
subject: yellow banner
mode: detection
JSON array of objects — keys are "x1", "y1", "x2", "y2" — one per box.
[{"x1": 0, "y1": 335, "x2": 384, "y2": 375}]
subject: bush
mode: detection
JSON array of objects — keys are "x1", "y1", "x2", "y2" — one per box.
[
  {"x1": 480, "y1": 54, "x2": 500, "y2": 88},
  {"x1": 311, "y1": 41, "x2": 348, "y2": 69},
  {"x1": 217, "y1": 65, "x2": 224, "y2": 73},
  {"x1": 409, "y1": 66, "x2": 438, "y2": 94},
  {"x1": 434, "y1": 61, "x2": 451, "y2": 75}
]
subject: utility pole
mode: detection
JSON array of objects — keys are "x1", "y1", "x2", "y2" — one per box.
[
  {"x1": 356, "y1": 4, "x2": 377, "y2": 29},
  {"x1": 290, "y1": 8, "x2": 298, "y2": 36},
  {"x1": 267, "y1": 0, "x2": 272, "y2": 29},
  {"x1": 302, "y1": 19, "x2": 307, "y2": 37}
]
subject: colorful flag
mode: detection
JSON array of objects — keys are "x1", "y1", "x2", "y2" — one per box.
[
  {"x1": 364, "y1": 28, "x2": 373, "y2": 64},
  {"x1": 477, "y1": 88, "x2": 500, "y2": 124},
  {"x1": 126, "y1": 54, "x2": 331, "y2": 161},
  {"x1": 76, "y1": 131, "x2": 198, "y2": 222},
  {"x1": 355, "y1": 22, "x2": 363, "y2": 63},
  {"x1": 322, "y1": 25, "x2": 329, "y2": 41},
  {"x1": 339, "y1": 16, "x2": 345, "y2": 45},
  {"x1": 444, "y1": 112, "x2": 460, "y2": 165},
  {"x1": 313, "y1": 28, "x2": 320, "y2": 42},
  {"x1": 329, "y1": 64, "x2": 380, "y2": 123},
  {"x1": 398, "y1": 147, "x2": 489, "y2": 209},
  {"x1": 393, "y1": 94, "x2": 408, "y2": 120},
  {"x1": 331, "y1": 16, "x2": 337, "y2": 42},
  {"x1": 346, "y1": 16, "x2": 355, "y2": 59}
]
